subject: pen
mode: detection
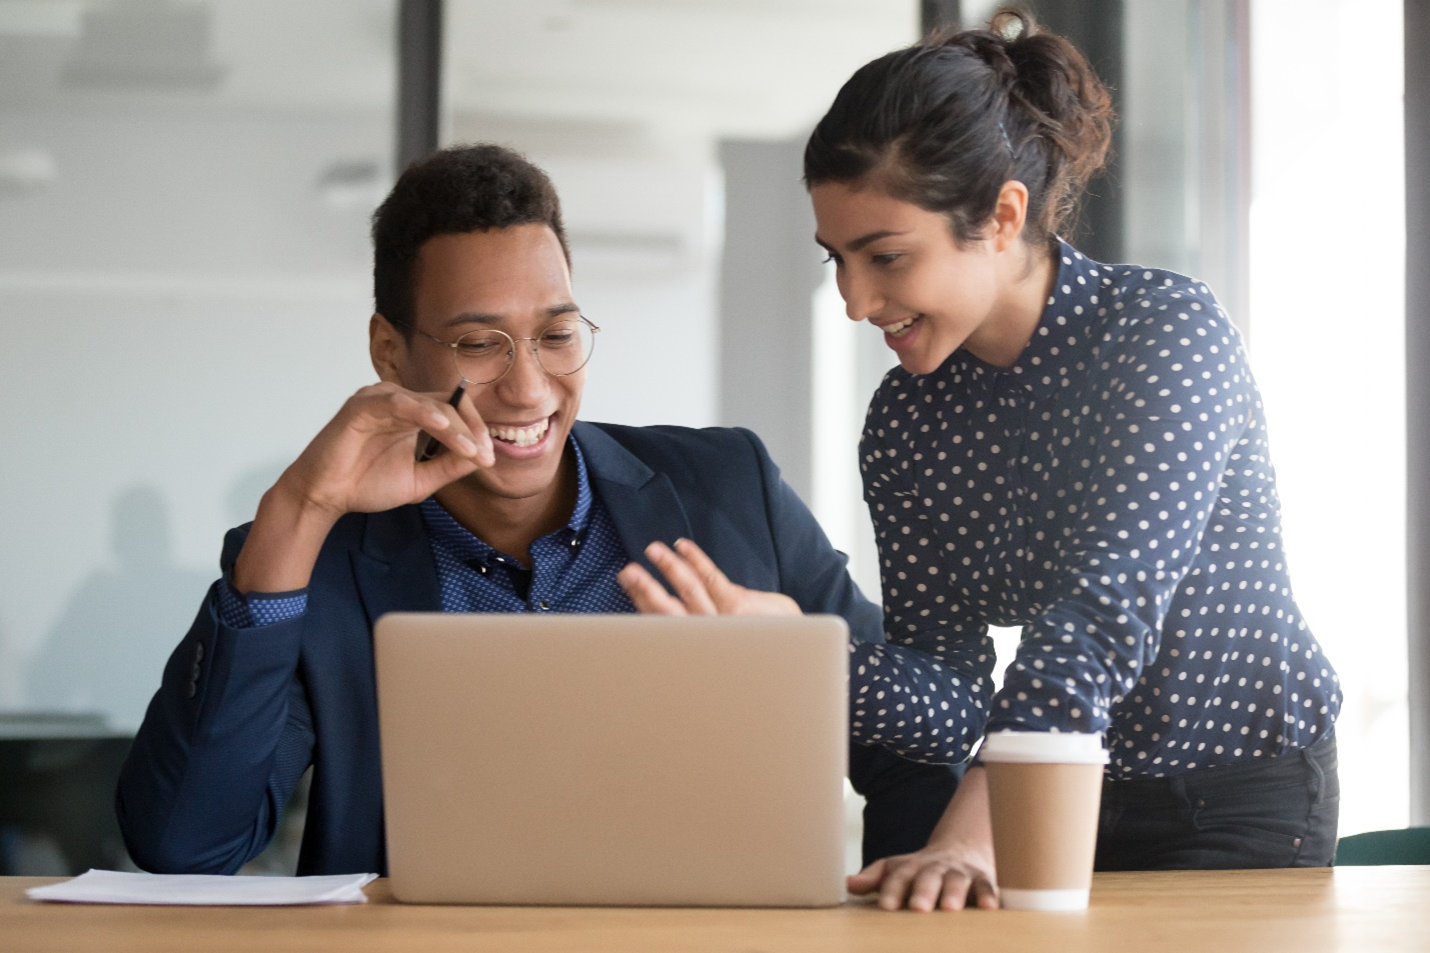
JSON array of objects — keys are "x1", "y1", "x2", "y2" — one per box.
[{"x1": 414, "y1": 382, "x2": 468, "y2": 462}]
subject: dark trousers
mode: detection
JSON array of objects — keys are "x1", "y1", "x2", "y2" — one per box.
[{"x1": 1095, "y1": 734, "x2": 1339, "y2": 870}]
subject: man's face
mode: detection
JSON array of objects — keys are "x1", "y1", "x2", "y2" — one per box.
[{"x1": 386, "y1": 223, "x2": 585, "y2": 508}]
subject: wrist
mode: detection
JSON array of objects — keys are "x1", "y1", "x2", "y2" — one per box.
[
  {"x1": 926, "y1": 766, "x2": 992, "y2": 850},
  {"x1": 232, "y1": 482, "x2": 339, "y2": 595}
]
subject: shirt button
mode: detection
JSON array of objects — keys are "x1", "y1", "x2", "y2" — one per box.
[{"x1": 536, "y1": 601, "x2": 551, "y2": 611}]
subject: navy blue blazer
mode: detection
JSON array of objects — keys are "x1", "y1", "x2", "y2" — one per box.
[{"x1": 117, "y1": 422, "x2": 958, "y2": 875}]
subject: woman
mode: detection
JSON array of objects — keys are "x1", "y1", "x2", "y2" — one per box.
[{"x1": 802, "y1": 11, "x2": 1341, "y2": 910}]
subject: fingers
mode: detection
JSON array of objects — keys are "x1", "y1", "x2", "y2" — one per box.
[
  {"x1": 349, "y1": 386, "x2": 491, "y2": 468},
  {"x1": 451, "y1": 385, "x2": 494, "y2": 463},
  {"x1": 969, "y1": 876, "x2": 999, "y2": 911},
  {"x1": 853, "y1": 850, "x2": 991, "y2": 913},
  {"x1": 877, "y1": 856, "x2": 920, "y2": 911},
  {"x1": 909, "y1": 863, "x2": 963, "y2": 913},
  {"x1": 642, "y1": 541, "x2": 719, "y2": 614},
  {"x1": 845, "y1": 857, "x2": 887, "y2": 896},
  {"x1": 407, "y1": 390, "x2": 494, "y2": 467},
  {"x1": 411, "y1": 434, "x2": 485, "y2": 494},
  {"x1": 617, "y1": 562, "x2": 689, "y2": 615},
  {"x1": 670, "y1": 538, "x2": 733, "y2": 597}
]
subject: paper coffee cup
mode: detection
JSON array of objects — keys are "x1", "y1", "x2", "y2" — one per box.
[{"x1": 979, "y1": 731, "x2": 1108, "y2": 912}]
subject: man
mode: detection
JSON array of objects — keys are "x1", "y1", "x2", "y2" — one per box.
[{"x1": 117, "y1": 144, "x2": 959, "y2": 876}]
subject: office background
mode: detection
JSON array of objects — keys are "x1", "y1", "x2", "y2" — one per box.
[{"x1": 0, "y1": 0, "x2": 1418, "y2": 873}]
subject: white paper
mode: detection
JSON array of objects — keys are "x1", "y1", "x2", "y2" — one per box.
[{"x1": 25, "y1": 869, "x2": 378, "y2": 905}]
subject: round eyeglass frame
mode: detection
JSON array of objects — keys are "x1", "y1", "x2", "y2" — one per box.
[{"x1": 390, "y1": 315, "x2": 600, "y2": 385}]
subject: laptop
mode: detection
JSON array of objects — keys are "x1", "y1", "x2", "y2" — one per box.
[{"x1": 373, "y1": 612, "x2": 849, "y2": 907}]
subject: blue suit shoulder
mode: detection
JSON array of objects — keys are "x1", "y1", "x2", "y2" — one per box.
[{"x1": 579, "y1": 421, "x2": 777, "y2": 485}]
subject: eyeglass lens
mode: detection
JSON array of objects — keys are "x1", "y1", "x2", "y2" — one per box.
[{"x1": 450, "y1": 319, "x2": 595, "y2": 385}]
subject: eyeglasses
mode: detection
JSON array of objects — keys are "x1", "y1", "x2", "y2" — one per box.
[{"x1": 391, "y1": 315, "x2": 600, "y2": 385}]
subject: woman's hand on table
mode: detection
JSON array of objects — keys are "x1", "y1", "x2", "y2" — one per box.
[
  {"x1": 617, "y1": 538, "x2": 801, "y2": 616},
  {"x1": 848, "y1": 766, "x2": 999, "y2": 911}
]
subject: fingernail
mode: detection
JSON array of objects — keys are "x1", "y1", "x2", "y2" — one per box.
[{"x1": 456, "y1": 435, "x2": 477, "y2": 456}]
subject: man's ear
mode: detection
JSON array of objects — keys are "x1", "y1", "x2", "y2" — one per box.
[
  {"x1": 990, "y1": 180, "x2": 1030, "y2": 253},
  {"x1": 370, "y1": 313, "x2": 405, "y2": 384}
]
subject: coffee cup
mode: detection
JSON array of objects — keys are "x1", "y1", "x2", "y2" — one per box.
[{"x1": 979, "y1": 730, "x2": 1108, "y2": 911}]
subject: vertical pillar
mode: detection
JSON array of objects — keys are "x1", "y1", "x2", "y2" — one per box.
[
  {"x1": 717, "y1": 139, "x2": 822, "y2": 501},
  {"x1": 1023, "y1": 0, "x2": 1126, "y2": 264},
  {"x1": 1407, "y1": 0, "x2": 1430, "y2": 826},
  {"x1": 920, "y1": 0, "x2": 962, "y2": 35},
  {"x1": 396, "y1": 0, "x2": 442, "y2": 173}
]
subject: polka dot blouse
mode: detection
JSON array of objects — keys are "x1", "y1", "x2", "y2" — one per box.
[{"x1": 848, "y1": 242, "x2": 1340, "y2": 778}]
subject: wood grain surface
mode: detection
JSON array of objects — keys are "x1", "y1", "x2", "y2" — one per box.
[{"x1": 4, "y1": 867, "x2": 1429, "y2": 953}]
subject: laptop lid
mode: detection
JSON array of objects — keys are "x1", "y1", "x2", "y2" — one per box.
[{"x1": 374, "y1": 613, "x2": 849, "y2": 907}]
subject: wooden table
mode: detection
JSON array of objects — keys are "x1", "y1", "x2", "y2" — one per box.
[{"x1": 4, "y1": 868, "x2": 1429, "y2": 953}]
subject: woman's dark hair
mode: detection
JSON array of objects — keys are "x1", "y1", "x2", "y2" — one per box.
[
  {"x1": 803, "y1": 9, "x2": 1114, "y2": 249},
  {"x1": 372, "y1": 143, "x2": 570, "y2": 333}
]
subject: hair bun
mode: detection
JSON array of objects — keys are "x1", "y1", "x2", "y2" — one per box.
[{"x1": 805, "y1": 8, "x2": 1115, "y2": 250}]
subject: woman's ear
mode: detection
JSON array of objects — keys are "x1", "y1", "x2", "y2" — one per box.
[
  {"x1": 370, "y1": 313, "x2": 405, "y2": 384},
  {"x1": 990, "y1": 180, "x2": 1030, "y2": 252}
]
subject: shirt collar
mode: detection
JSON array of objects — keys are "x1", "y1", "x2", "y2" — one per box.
[
  {"x1": 997, "y1": 240, "x2": 1107, "y2": 398},
  {"x1": 419, "y1": 434, "x2": 594, "y2": 564}
]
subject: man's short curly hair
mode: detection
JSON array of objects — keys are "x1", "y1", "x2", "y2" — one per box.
[{"x1": 372, "y1": 144, "x2": 570, "y2": 333}]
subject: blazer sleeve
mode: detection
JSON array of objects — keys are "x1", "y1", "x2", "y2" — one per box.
[{"x1": 115, "y1": 524, "x2": 315, "y2": 874}]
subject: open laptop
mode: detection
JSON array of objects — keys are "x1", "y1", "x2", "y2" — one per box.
[{"x1": 373, "y1": 612, "x2": 849, "y2": 907}]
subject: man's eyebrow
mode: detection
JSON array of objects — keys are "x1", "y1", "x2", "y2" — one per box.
[{"x1": 441, "y1": 303, "x2": 581, "y2": 329}]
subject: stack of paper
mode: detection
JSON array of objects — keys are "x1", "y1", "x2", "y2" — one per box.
[{"x1": 26, "y1": 869, "x2": 378, "y2": 905}]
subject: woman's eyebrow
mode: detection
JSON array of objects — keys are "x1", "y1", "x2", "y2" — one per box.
[{"x1": 814, "y1": 230, "x2": 909, "y2": 253}]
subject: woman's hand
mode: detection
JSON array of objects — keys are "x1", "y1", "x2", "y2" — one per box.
[
  {"x1": 848, "y1": 766, "x2": 999, "y2": 911},
  {"x1": 617, "y1": 539, "x2": 801, "y2": 616}
]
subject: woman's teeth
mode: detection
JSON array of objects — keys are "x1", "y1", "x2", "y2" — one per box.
[
  {"x1": 489, "y1": 419, "x2": 549, "y2": 447},
  {"x1": 885, "y1": 315, "x2": 919, "y2": 337}
]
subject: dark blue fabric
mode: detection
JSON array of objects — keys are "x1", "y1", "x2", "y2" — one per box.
[
  {"x1": 117, "y1": 422, "x2": 960, "y2": 875},
  {"x1": 855, "y1": 242, "x2": 1340, "y2": 776},
  {"x1": 1094, "y1": 733, "x2": 1340, "y2": 869}
]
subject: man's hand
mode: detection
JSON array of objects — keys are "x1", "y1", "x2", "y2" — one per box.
[
  {"x1": 847, "y1": 767, "x2": 999, "y2": 912},
  {"x1": 617, "y1": 539, "x2": 801, "y2": 616},
  {"x1": 277, "y1": 382, "x2": 493, "y2": 520},
  {"x1": 232, "y1": 382, "x2": 494, "y2": 595}
]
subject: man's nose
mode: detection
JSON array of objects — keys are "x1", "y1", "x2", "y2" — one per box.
[{"x1": 495, "y1": 339, "x2": 549, "y2": 401}]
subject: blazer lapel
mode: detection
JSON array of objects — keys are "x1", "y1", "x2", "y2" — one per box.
[
  {"x1": 573, "y1": 421, "x2": 692, "y2": 575},
  {"x1": 351, "y1": 505, "x2": 443, "y2": 624}
]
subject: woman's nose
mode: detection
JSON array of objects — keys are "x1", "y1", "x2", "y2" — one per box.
[{"x1": 840, "y1": 269, "x2": 880, "y2": 322}]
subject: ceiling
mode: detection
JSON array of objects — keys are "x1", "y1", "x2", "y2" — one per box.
[{"x1": 0, "y1": 0, "x2": 917, "y2": 148}]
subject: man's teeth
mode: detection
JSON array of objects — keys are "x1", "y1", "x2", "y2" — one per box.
[
  {"x1": 885, "y1": 315, "x2": 918, "y2": 336},
  {"x1": 489, "y1": 419, "x2": 549, "y2": 447}
]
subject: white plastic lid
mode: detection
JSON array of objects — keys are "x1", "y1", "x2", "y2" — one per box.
[{"x1": 978, "y1": 730, "x2": 1109, "y2": 765}]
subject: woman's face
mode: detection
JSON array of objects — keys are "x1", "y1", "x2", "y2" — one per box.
[{"x1": 811, "y1": 181, "x2": 1003, "y2": 375}]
